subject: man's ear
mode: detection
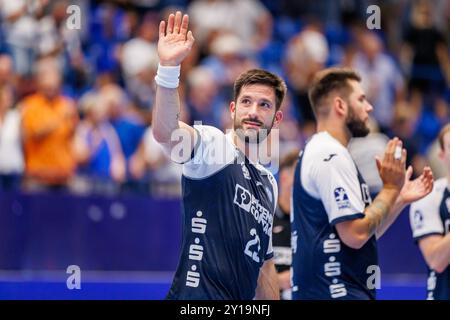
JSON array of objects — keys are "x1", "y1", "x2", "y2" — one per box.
[
  {"x1": 230, "y1": 101, "x2": 235, "y2": 120},
  {"x1": 334, "y1": 97, "x2": 347, "y2": 117},
  {"x1": 273, "y1": 110, "x2": 283, "y2": 128}
]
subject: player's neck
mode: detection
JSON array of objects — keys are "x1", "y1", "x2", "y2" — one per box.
[{"x1": 316, "y1": 122, "x2": 350, "y2": 147}]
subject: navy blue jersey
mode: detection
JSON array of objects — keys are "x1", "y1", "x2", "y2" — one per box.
[
  {"x1": 291, "y1": 132, "x2": 376, "y2": 300},
  {"x1": 410, "y1": 178, "x2": 450, "y2": 300},
  {"x1": 272, "y1": 206, "x2": 292, "y2": 300},
  {"x1": 166, "y1": 125, "x2": 277, "y2": 300}
]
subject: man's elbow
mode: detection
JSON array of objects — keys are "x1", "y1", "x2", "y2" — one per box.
[
  {"x1": 336, "y1": 223, "x2": 370, "y2": 250},
  {"x1": 428, "y1": 258, "x2": 448, "y2": 274},
  {"x1": 339, "y1": 232, "x2": 370, "y2": 250}
]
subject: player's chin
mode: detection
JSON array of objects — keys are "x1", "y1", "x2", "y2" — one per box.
[{"x1": 243, "y1": 130, "x2": 259, "y2": 143}]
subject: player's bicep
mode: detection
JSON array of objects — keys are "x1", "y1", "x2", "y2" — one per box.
[
  {"x1": 419, "y1": 235, "x2": 443, "y2": 260},
  {"x1": 418, "y1": 234, "x2": 446, "y2": 272}
]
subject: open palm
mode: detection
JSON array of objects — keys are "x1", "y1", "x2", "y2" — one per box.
[
  {"x1": 158, "y1": 12, "x2": 195, "y2": 66},
  {"x1": 400, "y1": 166, "x2": 434, "y2": 204}
]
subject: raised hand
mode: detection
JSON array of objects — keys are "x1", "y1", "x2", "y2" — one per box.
[
  {"x1": 399, "y1": 166, "x2": 434, "y2": 204},
  {"x1": 375, "y1": 137, "x2": 407, "y2": 192},
  {"x1": 158, "y1": 11, "x2": 195, "y2": 66}
]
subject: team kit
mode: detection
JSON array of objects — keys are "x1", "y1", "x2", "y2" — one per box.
[{"x1": 153, "y1": 11, "x2": 448, "y2": 300}]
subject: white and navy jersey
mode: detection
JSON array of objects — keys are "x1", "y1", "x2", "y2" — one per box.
[
  {"x1": 409, "y1": 178, "x2": 450, "y2": 300},
  {"x1": 291, "y1": 132, "x2": 376, "y2": 300},
  {"x1": 166, "y1": 125, "x2": 278, "y2": 300}
]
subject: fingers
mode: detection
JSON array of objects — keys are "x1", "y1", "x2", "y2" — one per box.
[
  {"x1": 383, "y1": 137, "x2": 403, "y2": 165},
  {"x1": 379, "y1": 137, "x2": 407, "y2": 190},
  {"x1": 394, "y1": 141, "x2": 403, "y2": 161},
  {"x1": 405, "y1": 165, "x2": 413, "y2": 181},
  {"x1": 423, "y1": 166, "x2": 433, "y2": 178},
  {"x1": 186, "y1": 30, "x2": 195, "y2": 48},
  {"x1": 180, "y1": 14, "x2": 189, "y2": 36},
  {"x1": 422, "y1": 166, "x2": 434, "y2": 191},
  {"x1": 166, "y1": 13, "x2": 175, "y2": 34},
  {"x1": 375, "y1": 156, "x2": 382, "y2": 173},
  {"x1": 163, "y1": 12, "x2": 191, "y2": 39},
  {"x1": 173, "y1": 11, "x2": 182, "y2": 33},
  {"x1": 383, "y1": 138, "x2": 396, "y2": 163},
  {"x1": 400, "y1": 147, "x2": 407, "y2": 169},
  {"x1": 159, "y1": 20, "x2": 166, "y2": 38}
]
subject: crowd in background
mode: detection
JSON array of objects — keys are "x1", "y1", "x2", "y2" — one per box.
[{"x1": 0, "y1": 0, "x2": 448, "y2": 197}]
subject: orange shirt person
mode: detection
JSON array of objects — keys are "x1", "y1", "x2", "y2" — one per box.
[{"x1": 21, "y1": 58, "x2": 78, "y2": 187}]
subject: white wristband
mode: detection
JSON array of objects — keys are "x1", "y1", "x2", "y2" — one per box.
[{"x1": 155, "y1": 64, "x2": 181, "y2": 89}]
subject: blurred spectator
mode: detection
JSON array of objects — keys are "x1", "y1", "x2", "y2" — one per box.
[
  {"x1": 284, "y1": 26, "x2": 329, "y2": 136},
  {"x1": 99, "y1": 84, "x2": 148, "y2": 165},
  {"x1": 277, "y1": 92, "x2": 304, "y2": 158},
  {"x1": 185, "y1": 66, "x2": 221, "y2": 127},
  {"x1": 120, "y1": 12, "x2": 159, "y2": 110},
  {"x1": 272, "y1": 0, "x2": 373, "y2": 26},
  {"x1": 0, "y1": 84, "x2": 23, "y2": 190},
  {"x1": 351, "y1": 31, "x2": 405, "y2": 133},
  {"x1": 348, "y1": 118, "x2": 389, "y2": 195},
  {"x1": 129, "y1": 127, "x2": 182, "y2": 197},
  {"x1": 0, "y1": 0, "x2": 39, "y2": 75},
  {"x1": 201, "y1": 32, "x2": 258, "y2": 122},
  {"x1": 74, "y1": 91, "x2": 126, "y2": 192},
  {"x1": 88, "y1": 2, "x2": 123, "y2": 78},
  {"x1": 401, "y1": 0, "x2": 449, "y2": 98},
  {"x1": 0, "y1": 53, "x2": 15, "y2": 88},
  {"x1": 188, "y1": 0, "x2": 273, "y2": 53},
  {"x1": 36, "y1": 1, "x2": 89, "y2": 98},
  {"x1": 390, "y1": 100, "x2": 428, "y2": 178},
  {"x1": 21, "y1": 57, "x2": 78, "y2": 190},
  {"x1": 203, "y1": 32, "x2": 258, "y2": 88}
]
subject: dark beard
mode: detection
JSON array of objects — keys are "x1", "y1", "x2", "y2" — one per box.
[
  {"x1": 346, "y1": 105, "x2": 370, "y2": 138},
  {"x1": 234, "y1": 116, "x2": 274, "y2": 144}
]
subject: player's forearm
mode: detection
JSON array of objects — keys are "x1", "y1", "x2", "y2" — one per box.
[
  {"x1": 363, "y1": 188, "x2": 400, "y2": 239},
  {"x1": 375, "y1": 193, "x2": 406, "y2": 239},
  {"x1": 255, "y1": 260, "x2": 280, "y2": 300},
  {"x1": 152, "y1": 85, "x2": 181, "y2": 144}
]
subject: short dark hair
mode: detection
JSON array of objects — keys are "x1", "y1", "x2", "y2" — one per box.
[
  {"x1": 233, "y1": 69, "x2": 287, "y2": 111},
  {"x1": 438, "y1": 123, "x2": 450, "y2": 150},
  {"x1": 308, "y1": 67, "x2": 361, "y2": 118}
]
